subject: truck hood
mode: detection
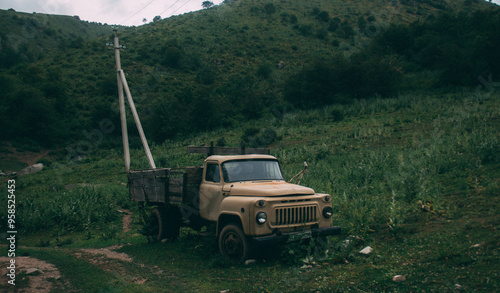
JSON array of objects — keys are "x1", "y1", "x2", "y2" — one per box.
[{"x1": 226, "y1": 181, "x2": 315, "y2": 197}]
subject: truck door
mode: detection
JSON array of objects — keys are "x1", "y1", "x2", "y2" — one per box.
[{"x1": 199, "y1": 162, "x2": 223, "y2": 221}]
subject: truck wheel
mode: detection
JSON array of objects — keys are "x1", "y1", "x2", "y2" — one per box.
[
  {"x1": 219, "y1": 224, "x2": 250, "y2": 262},
  {"x1": 164, "y1": 205, "x2": 181, "y2": 240},
  {"x1": 148, "y1": 207, "x2": 167, "y2": 242}
]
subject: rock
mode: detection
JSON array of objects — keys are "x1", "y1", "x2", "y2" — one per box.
[
  {"x1": 300, "y1": 264, "x2": 313, "y2": 269},
  {"x1": 71, "y1": 154, "x2": 87, "y2": 161},
  {"x1": 359, "y1": 246, "x2": 373, "y2": 255},
  {"x1": 245, "y1": 259, "x2": 256, "y2": 265},
  {"x1": 26, "y1": 268, "x2": 42, "y2": 275},
  {"x1": 392, "y1": 275, "x2": 406, "y2": 282},
  {"x1": 454, "y1": 284, "x2": 463, "y2": 291},
  {"x1": 18, "y1": 163, "x2": 44, "y2": 176},
  {"x1": 3, "y1": 171, "x2": 17, "y2": 176},
  {"x1": 219, "y1": 290, "x2": 230, "y2": 293},
  {"x1": 341, "y1": 239, "x2": 351, "y2": 248}
]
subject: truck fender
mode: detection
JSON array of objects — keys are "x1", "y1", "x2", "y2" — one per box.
[{"x1": 217, "y1": 213, "x2": 244, "y2": 237}]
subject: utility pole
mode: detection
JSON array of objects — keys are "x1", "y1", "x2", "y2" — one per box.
[
  {"x1": 113, "y1": 29, "x2": 131, "y2": 172},
  {"x1": 112, "y1": 29, "x2": 156, "y2": 171}
]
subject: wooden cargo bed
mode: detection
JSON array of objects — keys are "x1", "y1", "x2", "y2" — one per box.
[{"x1": 128, "y1": 166, "x2": 203, "y2": 205}]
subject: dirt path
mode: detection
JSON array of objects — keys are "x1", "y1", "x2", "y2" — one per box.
[
  {"x1": 120, "y1": 209, "x2": 132, "y2": 233},
  {"x1": 74, "y1": 244, "x2": 150, "y2": 285},
  {"x1": 77, "y1": 244, "x2": 133, "y2": 263},
  {"x1": 0, "y1": 211, "x2": 150, "y2": 291},
  {"x1": 0, "y1": 256, "x2": 64, "y2": 292}
]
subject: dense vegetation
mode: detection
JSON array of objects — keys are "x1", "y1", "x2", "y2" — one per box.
[
  {"x1": 2, "y1": 89, "x2": 498, "y2": 291},
  {"x1": 0, "y1": 0, "x2": 498, "y2": 148},
  {"x1": 0, "y1": 1, "x2": 499, "y2": 291},
  {"x1": 0, "y1": 9, "x2": 117, "y2": 68}
]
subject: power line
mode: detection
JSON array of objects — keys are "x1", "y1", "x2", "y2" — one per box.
[
  {"x1": 158, "y1": 0, "x2": 185, "y2": 17},
  {"x1": 119, "y1": 0, "x2": 156, "y2": 25},
  {"x1": 169, "y1": 0, "x2": 194, "y2": 16}
]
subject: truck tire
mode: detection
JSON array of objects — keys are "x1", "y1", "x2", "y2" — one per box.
[
  {"x1": 164, "y1": 205, "x2": 181, "y2": 240},
  {"x1": 148, "y1": 207, "x2": 167, "y2": 242},
  {"x1": 219, "y1": 224, "x2": 251, "y2": 262}
]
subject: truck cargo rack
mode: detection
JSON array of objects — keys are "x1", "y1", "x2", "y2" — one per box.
[{"x1": 187, "y1": 142, "x2": 270, "y2": 156}]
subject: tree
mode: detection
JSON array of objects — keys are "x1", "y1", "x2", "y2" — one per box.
[
  {"x1": 202, "y1": 1, "x2": 214, "y2": 9},
  {"x1": 153, "y1": 15, "x2": 162, "y2": 22}
]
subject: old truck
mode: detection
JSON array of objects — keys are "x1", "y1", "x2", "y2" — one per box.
[
  {"x1": 128, "y1": 145, "x2": 341, "y2": 262},
  {"x1": 111, "y1": 30, "x2": 340, "y2": 262}
]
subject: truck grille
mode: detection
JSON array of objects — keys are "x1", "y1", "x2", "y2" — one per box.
[{"x1": 274, "y1": 205, "x2": 318, "y2": 226}]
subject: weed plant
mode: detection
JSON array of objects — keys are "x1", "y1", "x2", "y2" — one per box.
[{"x1": 10, "y1": 184, "x2": 127, "y2": 233}]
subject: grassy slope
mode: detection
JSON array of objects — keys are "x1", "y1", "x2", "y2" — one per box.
[
  {"x1": 4, "y1": 0, "x2": 493, "y2": 145},
  {"x1": 3, "y1": 89, "x2": 498, "y2": 292},
  {"x1": 0, "y1": 9, "x2": 117, "y2": 55}
]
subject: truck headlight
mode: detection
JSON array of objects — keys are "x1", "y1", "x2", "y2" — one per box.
[
  {"x1": 323, "y1": 195, "x2": 331, "y2": 202},
  {"x1": 256, "y1": 200, "x2": 266, "y2": 207},
  {"x1": 256, "y1": 212, "x2": 267, "y2": 224},
  {"x1": 322, "y1": 207, "x2": 333, "y2": 218}
]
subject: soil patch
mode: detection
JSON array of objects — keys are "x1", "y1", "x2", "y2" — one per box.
[
  {"x1": 79, "y1": 245, "x2": 133, "y2": 263},
  {"x1": 0, "y1": 256, "x2": 64, "y2": 293},
  {"x1": 121, "y1": 209, "x2": 132, "y2": 233}
]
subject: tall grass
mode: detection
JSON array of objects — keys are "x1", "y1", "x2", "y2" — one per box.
[
  {"x1": 276, "y1": 90, "x2": 498, "y2": 236},
  {"x1": 16, "y1": 184, "x2": 127, "y2": 232},
  {"x1": 3, "y1": 90, "x2": 497, "y2": 242}
]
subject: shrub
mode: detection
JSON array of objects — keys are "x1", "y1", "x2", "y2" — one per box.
[
  {"x1": 328, "y1": 17, "x2": 341, "y2": 32},
  {"x1": 297, "y1": 24, "x2": 313, "y2": 36},
  {"x1": 284, "y1": 54, "x2": 402, "y2": 108},
  {"x1": 339, "y1": 22, "x2": 355, "y2": 38},
  {"x1": 264, "y1": 3, "x2": 276, "y2": 14},
  {"x1": 316, "y1": 29, "x2": 328, "y2": 40},
  {"x1": 316, "y1": 11, "x2": 330, "y2": 22},
  {"x1": 242, "y1": 127, "x2": 278, "y2": 148},
  {"x1": 256, "y1": 62, "x2": 273, "y2": 79}
]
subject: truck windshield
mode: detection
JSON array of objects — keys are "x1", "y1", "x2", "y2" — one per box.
[{"x1": 221, "y1": 159, "x2": 284, "y2": 182}]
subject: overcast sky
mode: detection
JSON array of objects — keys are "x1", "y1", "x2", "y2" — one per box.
[
  {"x1": 0, "y1": 0, "x2": 225, "y2": 26},
  {"x1": 0, "y1": 0, "x2": 498, "y2": 26}
]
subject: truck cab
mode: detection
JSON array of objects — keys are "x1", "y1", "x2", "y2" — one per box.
[{"x1": 199, "y1": 155, "x2": 340, "y2": 262}]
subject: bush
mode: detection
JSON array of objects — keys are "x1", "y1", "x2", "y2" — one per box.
[
  {"x1": 316, "y1": 11, "x2": 330, "y2": 22},
  {"x1": 339, "y1": 22, "x2": 355, "y2": 38},
  {"x1": 256, "y1": 62, "x2": 273, "y2": 79},
  {"x1": 284, "y1": 55, "x2": 402, "y2": 108},
  {"x1": 264, "y1": 3, "x2": 276, "y2": 14},
  {"x1": 296, "y1": 24, "x2": 313, "y2": 36},
  {"x1": 241, "y1": 127, "x2": 278, "y2": 148},
  {"x1": 316, "y1": 29, "x2": 328, "y2": 40},
  {"x1": 328, "y1": 17, "x2": 341, "y2": 32}
]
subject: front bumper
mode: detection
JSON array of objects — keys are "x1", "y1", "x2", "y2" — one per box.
[{"x1": 252, "y1": 226, "x2": 341, "y2": 245}]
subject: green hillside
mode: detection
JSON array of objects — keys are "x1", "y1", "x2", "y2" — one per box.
[
  {"x1": 0, "y1": 1, "x2": 499, "y2": 291},
  {"x1": 0, "y1": 9, "x2": 118, "y2": 68},
  {"x1": 0, "y1": 0, "x2": 498, "y2": 149}
]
